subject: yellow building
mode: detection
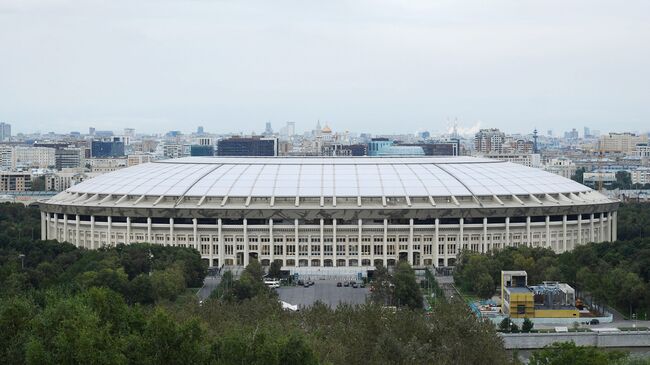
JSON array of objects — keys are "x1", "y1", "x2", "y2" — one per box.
[{"x1": 501, "y1": 271, "x2": 579, "y2": 319}]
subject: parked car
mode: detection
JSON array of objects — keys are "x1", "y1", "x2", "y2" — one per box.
[
  {"x1": 351, "y1": 282, "x2": 358, "y2": 288},
  {"x1": 360, "y1": 283, "x2": 366, "y2": 288},
  {"x1": 297, "y1": 280, "x2": 304, "y2": 286},
  {"x1": 336, "y1": 282, "x2": 342, "y2": 287},
  {"x1": 303, "y1": 282, "x2": 310, "y2": 288},
  {"x1": 590, "y1": 319, "x2": 600, "y2": 325},
  {"x1": 343, "y1": 282, "x2": 350, "y2": 287}
]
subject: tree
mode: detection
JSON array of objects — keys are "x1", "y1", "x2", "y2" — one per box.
[
  {"x1": 522, "y1": 317, "x2": 534, "y2": 332},
  {"x1": 474, "y1": 272, "x2": 495, "y2": 299},
  {"x1": 268, "y1": 260, "x2": 282, "y2": 279},
  {"x1": 499, "y1": 317, "x2": 511, "y2": 332},
  {"x1": 529, "y1": 342, "x2": 627, "y2": 365},
  {"x1": 393, "y1": 261, "x2": 423, "y2": 309}
]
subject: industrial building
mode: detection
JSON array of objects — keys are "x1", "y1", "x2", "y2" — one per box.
[
  {"x1": 40, "y1": 157, "x2": 618, "y2": 269},
  {"x1": 501, "y1": 271, "x2": 579, "y2": 319}
]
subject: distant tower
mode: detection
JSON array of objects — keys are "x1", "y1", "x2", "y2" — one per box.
[
  {"x1": 197, "y1": 126, "x2": 204, "y2": 135},
  {"x1": 533, "y1": 129, "x2": 539, "y2": 153},
  {"x1": 264, "y1": 122, "x2": 273, "y2": 136}
]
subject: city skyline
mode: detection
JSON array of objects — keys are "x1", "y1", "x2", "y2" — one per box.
[{"x1": 1, "y1": 0, "x2": 649, "y2": 134}]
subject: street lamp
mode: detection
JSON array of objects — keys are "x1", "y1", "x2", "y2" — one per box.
[{"x1": 18, "y1": 254, "x2": 25, "y2": 269}]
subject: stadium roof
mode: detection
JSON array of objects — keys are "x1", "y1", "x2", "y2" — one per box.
[{"x1": 66, "y1": 157, "x2": 592, "y2": 199}]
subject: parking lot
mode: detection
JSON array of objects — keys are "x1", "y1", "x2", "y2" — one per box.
[{"x1": 277, "y1": 279, "x2": 370, "y2": 308}]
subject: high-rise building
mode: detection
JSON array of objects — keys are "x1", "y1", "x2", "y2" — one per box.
[
  {"x1": 190, "y1": 145, "x2": 214, "y2": 156},
  {"x1": 0, "y1": 172, "x2": 31, "y2": 191},
  {"x1": 0, "y1": 145, "x2": 14, "y2": 168},
  {"x1": 14, "y1": 146, "x2": 56, "y2": 168},
  {"x1": 0, "y1": 122, "x2": 11, "y2": 141},
  {"x1": 55, "y1": 148, "x2": 83, "y2": 170},
  {"x1": 197, "y1": 126, "x2": 205, "y2": 135},
  {"x1": 599, "y1": 132, "x2": 647, "y2": 154},
  {"x1": 264, "y1": 122, "x2": 273, "y2": 136},
  {"x1": 91, "y1": 140, "x2": 125, "y2": 157},
  {"x1": 217, "y1": 136, "x2": 278, "y2": 156},
  {"x1": 474, "y1": 128, "x2": 505, "y2": 153}
]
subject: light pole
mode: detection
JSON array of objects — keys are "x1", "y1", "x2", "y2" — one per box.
[{"x1": 18, "y1": 254, "x2": 25, "y2": 269}]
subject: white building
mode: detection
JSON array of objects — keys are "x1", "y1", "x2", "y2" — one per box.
[
  {"x1": 41, "y1": 157, "x2": 618, "y2": 269},
  {"x1": 544, "y1": 158, "x2": 577, "y2": 179},
  {"x1": 14, "y1": 146, "x2": 56, "y2": 169},
  {"x1": 599, "y1": 133, "x2": 647, "y2": 154}
]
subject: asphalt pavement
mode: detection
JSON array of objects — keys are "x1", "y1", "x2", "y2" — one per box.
[{"x1": 277, "y1": 279, "x2": 370, "y2": 308}]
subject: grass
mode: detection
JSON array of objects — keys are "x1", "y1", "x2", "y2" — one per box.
[{"x1": 618, "y1": 327, "x2": 650, "y2": 331}]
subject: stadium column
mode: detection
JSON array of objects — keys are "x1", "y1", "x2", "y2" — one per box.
[
  {"x1": 243, "y1": 219, "x2": 249, "y2": 266},
  {"x1": 320, "y1": 219, "x2": 324, "y2": 266},
  {"x1": 599, "y1": 213, "x2": 604, "y2": 242},
  {"x1": 332, "y1": 219, "x2": 337, "y2": 267},
  {"x1": 192, "y1": 218, "x2": 198, "y2": 251},
  {"x1": 169, "y1": 218, "x2": 174, "y2": 247},
  {"x1": 578, "y1": 214, "x2": 582, "y2": 246},
  {"x1": 589, "y1": 213, "x2": 595, "y2": 242},
  {"x1": 218, "y1": 218, "x2": 224, "y2": 267},
  {"x1": 459, "y1": 217, "x2": 464, "y2": 251},
  {"x1": 435, "y1": 218, "x2": 442, "y2": 266},
  {"x1": 90, "y1": 216, "x2": 95, "y2": 249},
  {"x1": 612, "y1": 211, "x2": 617, "y2": 241},
  {"x1": 505, "y1": 217, "x2": 510, "y2": 247},
  {"x1": 358, "y1": 219, "x2": 362, "y2": 266},
  {"x1": 269, "y1": 219, "x2": 274, "y2": 265},
  {"x1": 208, "y1": 220, "x2": 214, "y2": 266},
  {"x1": 126, "y1": 217, "x2": 131, "y2": 245},
  {"x1": 107, "y1": 216, "x2": 112, "y2": 248},
  {"x1": 408, "y1": 218, "x2": 414, "y2": 265},
  {"x1": 526, "y1": 216, "x2": 531, "y2": 247},
  {"x1": 483, "y1": 217, "x2": 488, "y2": 253},
  {"x1": 294, "y1": 219, "x2": 299, "y2": 267},
  {"x1": 562, "y1": 215, "x2": 567, "y2": 252},
  {"x1": 383, "y1": 219, "x2": 388, "y2": 266},
  {"x1": 606, "y1": 212, "x2": 612, "y2": 242},
  {"x1": 76, "y1": 214, "x2": 80, "y2": 247},
  {"x1": 54, "y1": 214, "x2": 59, "y2": 241},
  {"x1": 545, "y1": 216, "x2": 551, "y2": 249},
  {"x1": 41, "y1": 212, "x2": 46, "y2": 240},
  {"x1": 147, "y1": 217, "x2": 152, "y2": 242},
  {"x1": 63, "y1": 214, "x2": 68, "y2": 243}
]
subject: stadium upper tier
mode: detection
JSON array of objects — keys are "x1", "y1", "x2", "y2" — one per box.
[{"x1": 62, "y1": 156, "x2": 593, "y2": 200}]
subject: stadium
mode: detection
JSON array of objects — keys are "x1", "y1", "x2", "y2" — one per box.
[{"x1": 40, "y1": 157, "x2": 618, "y2": 270}]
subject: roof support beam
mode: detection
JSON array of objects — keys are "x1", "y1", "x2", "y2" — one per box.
[
  {"x1": 544, "y1": 193, "x2": 559, "y2": 204},
  {"x1": 450, "y1": 195, "x2": 460, "y2": 206},
  {"x1": 529, "y1": 194, "x2": 543, "y2": 205},
  {"x1": 512, "y1": 195, "x2": 524, "y2": 205},
  {"x1": 428, "y1": 196, "x2": 436, "y2": 206},
  {"x1": 197, "y1": 196, "x2": 206, "y2": 206},
  {"x1": 99, "y1": 194, "x2": 113, "y2": 204},
  {"x1": 114, "y1": 194, "x2": 128, "y2": 205},
  {"x1": 153, "y1": 195, "x2": 164, "y2": 206},
  {"x1": 133, "y1": 195, "x2": 145, "y2": 206},
  {"x1": 493, "y1": 195, "x2": 504, "y2": 206}
]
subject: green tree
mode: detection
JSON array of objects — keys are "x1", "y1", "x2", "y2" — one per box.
[
  {"x1": 522, "y1": 317, "x2": 534, "y2": 332},
  {"x1": 529, "y1": 342, "x2": 626, "y2": 365},
  {"x1": 268, "y1": 260, "x2": 282, "y2": 279},
  {"x1": 0, "y1": 296, "x2": 36, "y2": 364},
  {"x1": 393, "y1": 261, "x2": 423, "y2": 309},
  {"x1": 499, "y1": 317, "x2": 511, "y2": 332}
]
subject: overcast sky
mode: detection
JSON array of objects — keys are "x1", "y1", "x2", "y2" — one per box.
[{"x1": 1, "y1": 0, "x2": 649, "y2": 135}]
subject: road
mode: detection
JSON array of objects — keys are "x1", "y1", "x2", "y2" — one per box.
[{"x1": 196, "y1": 275, "x2": 221, "y2": 301}]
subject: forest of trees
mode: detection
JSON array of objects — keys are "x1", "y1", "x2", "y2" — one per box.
[
  {"x1": 455, "y1": 203, "x2": 650, "y2": 318},
  {"x1": 3, "y1": 202, "x2": 650, "y2": 364},
  {"x1": 0, "y1": 203, "x2": 511, "y2": 365}
]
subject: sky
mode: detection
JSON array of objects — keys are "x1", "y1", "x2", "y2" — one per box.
[{"x1": 1, "y1": 0, "x2": 649, "y2": 136}]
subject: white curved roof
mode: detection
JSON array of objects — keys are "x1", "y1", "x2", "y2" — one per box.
[{"x1": 66, "y1": 157, "x2": 592, "y2": 199}]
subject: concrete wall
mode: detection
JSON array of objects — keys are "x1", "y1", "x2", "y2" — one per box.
[{"x1": 500, "y1": 331, "x2": 650, "y2": 349}]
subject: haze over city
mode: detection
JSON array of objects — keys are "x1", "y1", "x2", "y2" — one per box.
[{"x1": 1, "y1": 0, "x2": 649, "y2": 134}]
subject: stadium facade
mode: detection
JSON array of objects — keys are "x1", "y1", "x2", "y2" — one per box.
[{"x1": 40, "y1": 157, "x2": 618, "y2": 268}]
